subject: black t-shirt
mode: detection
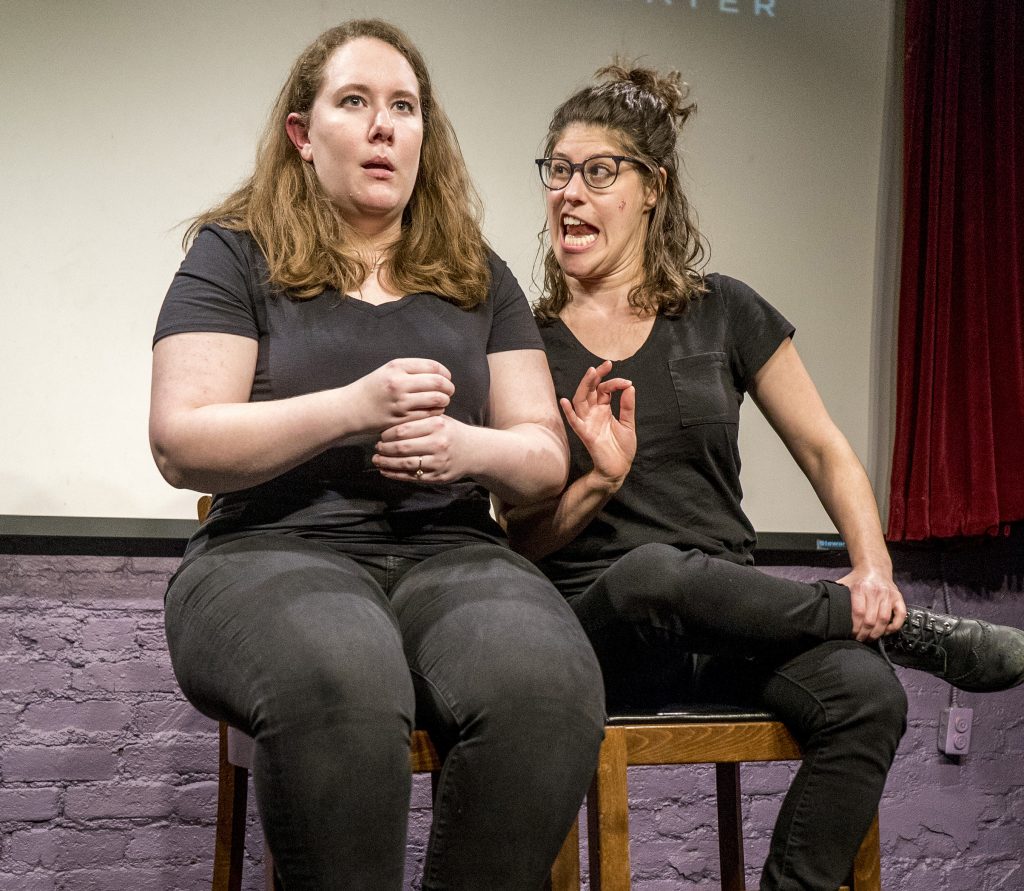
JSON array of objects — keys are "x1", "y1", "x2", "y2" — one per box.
[
  {"x1": 154, "y1": 224, "x2": 544, "y2": 562},
  {"x1": 536, "y1": 274, "x2": 795, "y2": 596}
]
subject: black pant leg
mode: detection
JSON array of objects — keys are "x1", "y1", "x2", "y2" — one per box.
[
  {"x1": 391, "y1": 543, "x2": 605, "y2": 891},
  {"x1": 164, "y1": 535, "x2": 416, "y2": 891},
  {"x1": 568, "y1": 546, "x2": 906, "y2": 890},
  {"x1": 696, "y1": 642, "x2": 907, "y2": 891}
]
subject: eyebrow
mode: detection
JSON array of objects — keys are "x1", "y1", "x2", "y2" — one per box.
[
  {"x1": 329, "y1": 82, "x2": 420, "y2": 102},
  {"x1": 550, "y1": 150, "x2": 618, "y2": 159}
]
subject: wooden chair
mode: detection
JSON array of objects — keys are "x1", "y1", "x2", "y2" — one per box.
[
  {"x1": 197, "y1": 497, "x2": 580, "y2": 890},
  {"x1": 586, "y1": 708, "x2": 882, "y2": 891},
  {"x1": 212, "y1": 723, "x2": 580, "y2": 891}
]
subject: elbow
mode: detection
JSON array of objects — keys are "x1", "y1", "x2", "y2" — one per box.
[
  {"x1": 149, "y1": 412, "x2": 214, "y2": 491},
  {"x1": 525, "y1": 421, "x2": 569, "y2": 499},
  {"x1": 488, "y1": 428, "x2": 567, "y2": 506},
  {"x1": 511, "y1": 454, "x2": 567, "y2": 505},
  {"x1": 152, "y1": 447, "x2": 189, "y2": 490},
  {"x1": 149, "y1": 428, "x2": 195, "y2": 490},
  {"x1": 536, "y1": 470, "x2": 568, "y2": 502},
  {"x1": 535, "y1": 435, "x2": 570, "y2": 499}
]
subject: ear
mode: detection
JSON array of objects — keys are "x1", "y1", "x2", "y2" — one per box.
[
  {"x1": 285, "y1": 112, "x2": 314, "y2": 162},
  {"x1": 644, "y1": 166, "x2": 667, "y2": 210}
]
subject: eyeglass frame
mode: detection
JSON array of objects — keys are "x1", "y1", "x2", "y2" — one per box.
[{"x1": 534, "y1": 154, "x2": 650, "y2": 190}]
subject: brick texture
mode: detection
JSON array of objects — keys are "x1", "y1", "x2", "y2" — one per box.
[{"x1": 1, "y1": 553, "x2": 1022, "y2": 890}]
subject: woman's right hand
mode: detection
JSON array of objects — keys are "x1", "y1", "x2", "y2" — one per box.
[
  {"x1": 561, "y1": 359, "x2": 637, "y2": 490},
  {"x1": 150, "y1": 332, "x2": 456, "y2": 493},
  {"x1": 345, "y1": 358, "x2": 455, "y2": 436}
]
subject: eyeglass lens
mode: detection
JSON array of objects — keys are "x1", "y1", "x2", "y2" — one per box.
[{"x1": 541, "y1": 156, "x2": 623, "y2": 189}]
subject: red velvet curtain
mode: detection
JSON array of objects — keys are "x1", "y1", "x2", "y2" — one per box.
[{"x1": 887, "y1": 0, "x2": 1024, "y2": 541}]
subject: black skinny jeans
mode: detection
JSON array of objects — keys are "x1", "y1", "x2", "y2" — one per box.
[
  {"x1": 567, "y1": 543, "x2": 908, "y2": 891},
  {"x1": 164, "y1": 536, "x2": 605, "y2": 891}
]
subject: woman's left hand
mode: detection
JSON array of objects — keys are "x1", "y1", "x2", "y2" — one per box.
[
  {"x1": 838, "y1": 566, "x2": 907, "y2": 641},
  {"x1": 561, "y1": 359, "x2": 637, "y2": 489},
  {"x1": 373, "y1": 414, "x2": 471, "y2": 483}
]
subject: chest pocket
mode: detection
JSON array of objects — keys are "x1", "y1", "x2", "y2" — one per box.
[{"x1": 668, "y1": 352, "x2": 739, "y2": 427}]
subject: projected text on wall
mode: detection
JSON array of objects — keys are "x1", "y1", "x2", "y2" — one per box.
[{"x1": 622, "y1": 0, "x2": 777, "y2": 16}]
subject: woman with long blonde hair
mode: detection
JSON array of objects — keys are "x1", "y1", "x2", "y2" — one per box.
[{"x1": 150, "y1": 20, "x2": 603, "y2": 889}]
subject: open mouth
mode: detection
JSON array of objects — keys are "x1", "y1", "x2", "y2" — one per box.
[
  {"x1": 562, "y1": 214, "x2": 598, "y2": 247},
  {"x1": 363, "y1": 158, "x2": 395, "y2": 173}
]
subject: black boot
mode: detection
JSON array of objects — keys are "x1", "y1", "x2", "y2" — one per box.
[{"x1": 883, "y1": 606, "x2": 1024, "y2": 692}]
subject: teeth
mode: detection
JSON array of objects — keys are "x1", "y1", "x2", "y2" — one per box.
[{"x1": 561, "y1": 213, "x2": 596, "y2": 247}]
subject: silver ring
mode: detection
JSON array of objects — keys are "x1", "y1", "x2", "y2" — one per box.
[{"x1": 415, "y1": 458, "x2": 424, "y2": 480}]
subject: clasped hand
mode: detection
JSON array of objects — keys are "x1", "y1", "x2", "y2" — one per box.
[{"x1": 359, "y1": 358, "x2": 469, "y2": 483}]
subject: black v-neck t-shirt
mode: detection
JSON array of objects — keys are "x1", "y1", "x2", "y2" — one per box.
[
  {"x1": 536, "y1": 274, "x2": 794, "y2": 597},
  {"x1": 154, "y1": 224, "x2": 544, "y2": 563}
]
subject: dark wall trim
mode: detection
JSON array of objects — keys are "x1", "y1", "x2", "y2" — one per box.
[
  {"x1": 0, "y1": 516, "x2": 197, "y2": 558},
  {"x1": 0, "y1": 515, "x2": 844, "y2": 560},
  {"x1": 2, "y1": 517, "x2": 1021, "y2": 582},
  {"x1": 0, "y1": 516, "x2": 197, "y2": 539}
]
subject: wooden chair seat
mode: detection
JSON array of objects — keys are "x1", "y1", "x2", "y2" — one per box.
[{"x1": 586, "y1": 706, "x2": 882, "y2": 891}]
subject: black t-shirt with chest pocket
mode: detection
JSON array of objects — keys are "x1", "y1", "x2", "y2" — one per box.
[{"x1": 537, "y1": 274, "x2": 795, "y2": 597}]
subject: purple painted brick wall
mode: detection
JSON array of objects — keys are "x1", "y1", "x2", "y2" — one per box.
[{"x1": 1, "y1": 554, "x2": 1021, "y2": 890}]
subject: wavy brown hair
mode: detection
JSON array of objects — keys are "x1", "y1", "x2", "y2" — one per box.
[
  {"x1": 185, "y1": 19, "x2": 490, "y2": 306},
  {"x1": 535, "y1": 62, "x2": 707, "y2": 321}
]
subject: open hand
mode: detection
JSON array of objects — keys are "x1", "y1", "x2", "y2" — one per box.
[{"x1": 561, "y1": 359, "x2": 637, "y2": 489}]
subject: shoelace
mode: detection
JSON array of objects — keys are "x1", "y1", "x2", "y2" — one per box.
[
  {"x1": 901, "y1": 611, "x2": 954, "y2": 651},
  {"x1": 890, "y1": 610, "x2": 956, "y2": 674},
  {"x1": 876, "y1": 636, "x2": 895, "y2": 669}
]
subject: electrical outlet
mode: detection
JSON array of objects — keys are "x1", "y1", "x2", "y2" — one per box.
[{"x1": 938, "y1": 706, "x2": 973, "y2": 755}]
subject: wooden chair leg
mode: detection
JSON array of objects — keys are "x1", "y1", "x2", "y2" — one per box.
[
  {"x1": 264, "y1": 849, "x2": 278, "y2": 891},
  {"x1": 545, "y1": 817, "x2": 581, "y2": 891},
  {"x1": 587, "y1": 727, "x2": 631, "y2": 891},
  {"x1": 849, "y1": 813, "x2": 881, "y2": 891},
  {"x1": 715, "y1": 762, "x2": 746, "y2": 891},
  {"x1": 213, "y1": 723, "x2": 247, "y2": 891}
]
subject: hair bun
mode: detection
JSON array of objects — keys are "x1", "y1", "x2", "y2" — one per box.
[{"x1": 594, "y1": 60, "x2": 695, "y2": 127}]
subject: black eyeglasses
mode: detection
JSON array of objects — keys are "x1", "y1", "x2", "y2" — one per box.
[{"x1": 535, "y1": 155, "x2": 646, "y2": 190}]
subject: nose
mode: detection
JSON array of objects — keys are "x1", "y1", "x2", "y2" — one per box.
[
  {"x1": 369, "y1": 107, "x2": 394, "y2": 142},
  {"x1": 561, "y1": 168, "x2": 586, "y2": 203}
]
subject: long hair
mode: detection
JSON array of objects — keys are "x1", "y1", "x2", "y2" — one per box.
[
  {"x1": 535, "y1": 62, "x2": 707, "y2": 321},
  {"x1": 185, "y1": 19, "x2": 490, "y2": 306}
]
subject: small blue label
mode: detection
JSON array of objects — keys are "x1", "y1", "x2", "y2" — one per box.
[{"x1": 815, "y1": 539, "x2": 846, "y2": 551}]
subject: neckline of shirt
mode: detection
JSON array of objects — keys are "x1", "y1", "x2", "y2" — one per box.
[{"x1": 556, "y1": 313, "x2": 662, "y2": 366}]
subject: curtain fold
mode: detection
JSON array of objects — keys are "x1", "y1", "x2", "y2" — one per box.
[{"x1": 887, "y1": 0, "x2": 1024, "y2": 540}]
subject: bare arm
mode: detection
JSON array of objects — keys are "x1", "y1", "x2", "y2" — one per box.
[
  {"x1": 149, "y1": 331, "x2": 453, "y2": 493},
  {"x1": 373, "y1": 348, "x2": 570, "y2": 505},
  {"x1": 748, "y1": 338, "x2": 906, "y2": 640},
  {"x1": 499, "y1": 360, "x2": 637, "y2": 559}
]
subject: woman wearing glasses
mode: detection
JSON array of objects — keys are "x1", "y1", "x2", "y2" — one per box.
[
  {"x1": 502, "y1": 63, "x2": 1024, "y2": 889},
  {"x1": 150, "y1": 20, "x2": 603, "y2": 889}
]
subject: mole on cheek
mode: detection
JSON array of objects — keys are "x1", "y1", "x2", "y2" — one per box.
[{"x1": 618, "y1": 201, "x2": 626, "y2": 211}]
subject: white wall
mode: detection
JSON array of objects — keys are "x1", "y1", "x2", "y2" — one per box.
[{"x1": 0, "y1": 0, "x2": 897, "y2": 530}]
